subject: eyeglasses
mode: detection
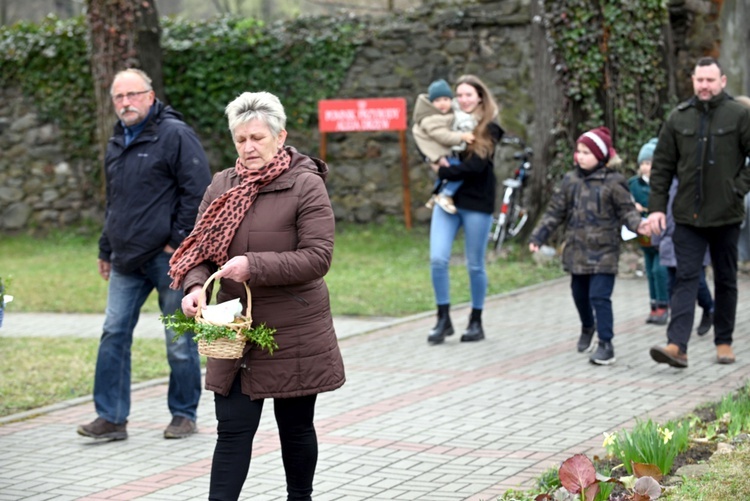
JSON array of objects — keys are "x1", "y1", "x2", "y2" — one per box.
[{"x1": 111, "y1": 90, "x2": 151, "y2": 103}]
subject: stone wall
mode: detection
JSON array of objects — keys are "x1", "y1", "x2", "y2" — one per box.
[
  {"x1": 0, "y1": 0, "x2": 742, "y2": 231},
  {"x1": 0, "y1": 87, "x2": 99, "y2": 231},
  {"x1": 719, "y1": 0, "x2": 750, "y2": 97},
  {"x1": 314, "y1": 0, "x2": 535, "y2": 224}
]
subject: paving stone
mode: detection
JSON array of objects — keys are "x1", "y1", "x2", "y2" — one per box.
[{"x1": 2, "y1": 277, "x2": 750, "y2": 499}]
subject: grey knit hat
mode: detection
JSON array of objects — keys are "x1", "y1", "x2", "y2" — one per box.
[{"x1": 428, "y1": 79, "x2": 453, "y2": 102}]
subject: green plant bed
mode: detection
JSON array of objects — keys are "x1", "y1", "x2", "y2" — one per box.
[{"x1": 501, "y1": 383, "x2": 750, "y2": 501}]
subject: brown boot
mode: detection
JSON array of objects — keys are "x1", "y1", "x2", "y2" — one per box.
[
  {"x1": 716, "y1": 344, "x2": 736, "y2": 365},
  {"x1": 650, "y1": 343, "x2": 688, "y2": 368}
]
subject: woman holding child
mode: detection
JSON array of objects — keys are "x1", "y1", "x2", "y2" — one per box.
[{"x1": 426, "y1": 74, "x2": 504, "y2": 345}]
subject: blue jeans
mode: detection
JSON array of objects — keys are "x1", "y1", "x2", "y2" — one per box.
[
  {"x1": 430, "y1": 206, "x2": 493, "y2": 309},
  {"x1": 570, "y1": 273, "x2": 616, "y2": 342},
  {"x1": 94, "y1": 251, "x2": 202, "y2": 424},
  {"x1": 643, "y1": 246, "x2": 669, "y2": 303},
  {"x1": 433, "y1": 156, "x2": 463, "y2": 197},
  {"x1": 433, "y1": 179, "x2": 463, "y2": 197}
]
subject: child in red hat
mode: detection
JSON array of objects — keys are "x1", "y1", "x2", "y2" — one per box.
[{"x1": 528, "y1": 126, "x2": 649, "y2": 365}]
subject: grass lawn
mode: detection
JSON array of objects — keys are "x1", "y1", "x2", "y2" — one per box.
[{"x1": 0, "y1": 221, "x2": 562, "y2": 316}]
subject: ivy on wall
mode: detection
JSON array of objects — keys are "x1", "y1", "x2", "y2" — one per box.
[
  {"x1": 541, "y1": 0, "x2": 671, "y2": 178},
  {"x1": 0, "y1": 14, "x2": 363, "y2": 169},
  {"x1": 0, "y1": 17, "x2": 97, "y2": 164},
  {"x1": 161, "y1": 15, "x2": 363, "y2": 167}
]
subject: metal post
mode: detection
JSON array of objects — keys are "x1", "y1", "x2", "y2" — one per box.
[{"x1": 399, "y1": 130, "x2": 412, "y2": 229}]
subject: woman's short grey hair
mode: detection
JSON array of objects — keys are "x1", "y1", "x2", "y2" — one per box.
[{"x1": 225, "y1": 92, "x2": 287, "y2": 138}]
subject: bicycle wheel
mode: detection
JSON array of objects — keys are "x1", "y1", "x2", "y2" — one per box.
[
  {"x1": 492, "y1": 212, "x2": 508, "y2": 250},
  {"x1": 493, "y1": 191, "x2": 516, "y2": 251}
]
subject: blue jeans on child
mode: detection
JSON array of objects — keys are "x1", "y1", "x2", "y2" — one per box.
[
  {"x1": 433, "y1": 156, "x2": 463, "y2": 196},
  {"x1": 94, "y1": 251, "x2": 202, "y2": 424},
  {"x1": 430, "y1": 206, "x2": 493, "y2": 309},
  {"x1": 643, "y1": 246, "x2": 669, "y2": 303},
  {"x1": 570, "y1": 273, "x2": 616, "y2": 342}
]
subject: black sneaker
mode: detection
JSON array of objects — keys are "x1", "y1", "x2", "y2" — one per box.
[
  {"x1": 577, "y1": 326, "x2": 596, "y2": 353},
  {"x1": 77, "y1": 417, "x2": 127, "y2": 440},
  {"x1": 696, "y1": 309, "x2": 713, "y2": 336},
  {"x1": 589, "y1": 341, "x2": 616, "y2": 365}
]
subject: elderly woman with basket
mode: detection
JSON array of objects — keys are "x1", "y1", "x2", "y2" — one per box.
[{"x1": 168, "y1": 91, "x2": 345, "y2": 501}]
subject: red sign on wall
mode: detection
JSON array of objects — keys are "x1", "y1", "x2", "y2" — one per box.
[{"x1": 318, "y1": 98, "x2": 407, "y2": 132}]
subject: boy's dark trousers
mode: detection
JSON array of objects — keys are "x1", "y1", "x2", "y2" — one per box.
[
  {"x1": 668, "y1": 223, "x2": 740, "y2": 353},
  {"x1": 570, "y1": 273, "x2": 616, "y2": 342}
]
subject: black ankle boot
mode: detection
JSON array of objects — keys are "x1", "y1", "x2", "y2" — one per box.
[
  {"x1": 460, "y1": 309, "x2": 485, "y2": 342},
  {"x1": 428, "y1": 305, "x2": 454, "y2": 344}
]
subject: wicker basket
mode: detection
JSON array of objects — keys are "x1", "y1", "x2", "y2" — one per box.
[{"x1": 195, "y1": 270, "x2": 252, "y2": 359}]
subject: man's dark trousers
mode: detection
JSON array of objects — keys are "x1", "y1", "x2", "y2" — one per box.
[{"x1": 668, "y1": 223, "x2": 740, "y2": 353}]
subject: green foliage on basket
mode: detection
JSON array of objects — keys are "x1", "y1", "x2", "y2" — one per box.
[
  {"x1": 0, "y1": 14, "x2": 363, "y2": 170},
  {"x1": 160, "y1": 309, "x2": 278, "y2": 355},
  {"x1": 541, "y1": 0, "x2": 672, "y2": 179}
]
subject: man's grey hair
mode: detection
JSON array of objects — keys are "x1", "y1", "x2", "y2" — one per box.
[
  {"x1": 225, "y1": 92, "x2": 287, "y2": 138},
  {"x1": 110, "y1": 68, "x2": 152, "y2": 94}
]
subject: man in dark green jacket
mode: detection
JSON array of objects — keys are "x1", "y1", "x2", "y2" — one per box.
[{"x1": 647, "y1": 57, "x2": 750, "y2": 368}]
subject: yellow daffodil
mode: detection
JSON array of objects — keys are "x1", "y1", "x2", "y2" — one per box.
[
  {"x1": 660, "y1": 427, "x2": 674, "y2": 444},
  {"x1": 602, "y1": 432, "x2": 616, "y2": 448}
]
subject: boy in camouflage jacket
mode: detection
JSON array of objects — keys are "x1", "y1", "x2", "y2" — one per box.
[{"x1": 529, "y1": 126, "x2": 646, "y2": 366}]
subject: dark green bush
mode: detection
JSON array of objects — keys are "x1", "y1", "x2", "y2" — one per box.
[{"x1": 0, "y1": 14, "x2": 363, "y2": 168}]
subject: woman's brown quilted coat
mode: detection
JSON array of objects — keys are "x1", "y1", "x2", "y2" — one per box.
[{"x1": 182, "y1": 146, "x2": 345, "y2": 399}]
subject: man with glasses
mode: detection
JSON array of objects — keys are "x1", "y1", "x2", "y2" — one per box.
[{"x1": 78, "y1": 69, "x2": 211, "y2": 441}]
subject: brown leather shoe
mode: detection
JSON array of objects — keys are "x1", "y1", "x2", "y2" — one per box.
[
  {"x1": 77, "y1": 417, "x2": 128, "y2": 440},
  {"x1": 650, "y1": 343, "x2": 688, "y2": 368},
  {"x1": 164, "y1": 416, "x2": 197, "y2": 439},
  {"x1": 716, "y1": 344, "x2": 736, "y2": 364}
]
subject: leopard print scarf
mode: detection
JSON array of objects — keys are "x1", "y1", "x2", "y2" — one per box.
[{"x1": 168, "y1": 147, "x2": 292, "y2": 289}]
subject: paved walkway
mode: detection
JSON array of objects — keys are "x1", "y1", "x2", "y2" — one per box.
[{"x1": 1, "y1": 276, "x2": 750, "y2": 500}]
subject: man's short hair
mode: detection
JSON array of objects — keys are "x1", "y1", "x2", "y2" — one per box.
[
  {"x1": 110, "y1": 68, "x2": 153, "y2": 93},
  {"x1": 694, "y1": 57, "x2": 723, "y2": 75}
]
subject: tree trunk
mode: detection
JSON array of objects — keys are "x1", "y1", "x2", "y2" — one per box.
[
  {"x1": 136, "y1": 1, "x2": 165, "y2": 102},
  {"x1": 260, "y1": 0, "x2": 272, "y2": 21},
  {"x1": 86, "y1": 0, "x2": 163, "y2": 196},
  {"x1": 527, "y1": 0, "x2": 563, "y2": 235}
]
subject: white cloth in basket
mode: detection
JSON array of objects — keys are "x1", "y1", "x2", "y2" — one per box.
[{"x1": 201, "y1": 297, "x2": 242, "y2": 324}]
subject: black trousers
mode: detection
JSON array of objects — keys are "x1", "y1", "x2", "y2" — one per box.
[
  {"x1": 668, "y1": 223, "x2": 739, "y2": 353},
  {"x1": 209, "y1": 375, "x2": 318, "y2": 501}
]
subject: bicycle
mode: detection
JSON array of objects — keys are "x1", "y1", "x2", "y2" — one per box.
[{"x1": 489, "y1": 137, "x2": 532, "y2": 251}]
